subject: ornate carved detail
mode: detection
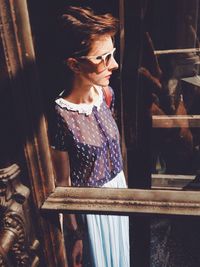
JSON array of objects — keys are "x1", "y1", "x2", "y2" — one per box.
[
  {"x1": 0, "y1": 164, "x2": 40, "y2": 266},
  {"x1": 0, "y1": 256, "x2": 7, "y2": 267},
  {"x1": 0, "y1": 247, "x2": 7, "y2": 267},
  {"x1": 3, "y1": 211, "x2": 28, "y2": 266}
]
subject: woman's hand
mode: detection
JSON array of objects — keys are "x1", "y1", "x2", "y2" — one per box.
[{"x1": 72, "y1": 239, "x2": 83, "y2": 267}]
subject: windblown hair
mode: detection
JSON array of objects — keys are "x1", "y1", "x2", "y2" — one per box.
[{"x1": 58, "y1": 6, "x2": 119, "y2": 59}]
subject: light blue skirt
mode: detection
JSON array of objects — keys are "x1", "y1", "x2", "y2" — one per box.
[{"x1": 82, "y1": 171, "x2": 130, "y2": 267}]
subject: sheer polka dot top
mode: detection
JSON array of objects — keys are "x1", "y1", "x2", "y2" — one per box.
[{"x1": 52, "y1": 85, "x2": 123, "y2": 187}]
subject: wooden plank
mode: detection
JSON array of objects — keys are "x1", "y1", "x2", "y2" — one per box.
[
  {"x1": 152, "y1": 115, "x2": 200, "y2": 128},
  {"x1": 42, "y1": 187, "x2": 200, "y2": 216},
  {"x1": 152, "y1": 174, "x2": 195, "y2": 189},
  {"x1": 154, "y1": 47, "x2": 200, "y2": 55}
]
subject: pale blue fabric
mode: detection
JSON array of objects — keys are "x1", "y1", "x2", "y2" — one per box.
[{"x1": 83, "y1": 171, "x2": 130, "y2": 267}]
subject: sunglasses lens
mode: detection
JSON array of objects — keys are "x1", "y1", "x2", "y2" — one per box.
[
  {"x1": 105, "y1": 54, "x2": 111, "y2": 66},
  {"x1": 105, "y1": 50, "x2": 116, "y2": 66}
]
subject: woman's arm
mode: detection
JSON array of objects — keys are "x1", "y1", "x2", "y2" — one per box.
[
  {"x1": 51, "y1": 149, "x2": 83, "y2": 266},
  {"x1": 51, "y1": 149, "x2": 71, "y2": 186},
  {"x1": 51, "y1": 148, "x2": 80, "y2": 230}
]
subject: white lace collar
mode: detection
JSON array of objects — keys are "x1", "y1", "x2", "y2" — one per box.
[{"x1": 55, "y1": 86, "x2": 103, "y2": 116}]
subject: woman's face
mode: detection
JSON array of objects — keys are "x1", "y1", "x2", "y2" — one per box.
[{"x1": 77, "y1": 35, "x2": 118, "y2": 87}]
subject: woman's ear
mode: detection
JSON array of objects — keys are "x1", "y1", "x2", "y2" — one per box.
[{"x1": 66, "y1": 58, "x2": 80, "y2": 73}]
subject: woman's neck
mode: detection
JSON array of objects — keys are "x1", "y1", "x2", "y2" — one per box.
[{"x1": 64, "y1": 78, "x2": 99, "y2": 104}]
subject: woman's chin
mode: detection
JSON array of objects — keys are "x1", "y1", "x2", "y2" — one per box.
[{"x1": 96, "y1": 80, "x2": 110, "y2": 87}]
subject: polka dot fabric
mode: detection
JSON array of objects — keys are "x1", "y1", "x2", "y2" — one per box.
[{"x1": 52, "y1": 86, "x2": 123, "y2": 187}]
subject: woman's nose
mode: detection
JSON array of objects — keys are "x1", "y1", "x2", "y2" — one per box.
[{"x1": 109, "y1": 57, "x2": 119, "y2": 71}]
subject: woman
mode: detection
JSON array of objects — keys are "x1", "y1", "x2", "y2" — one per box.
[{"x1": 51, "y1": 6, "x2": 129, "y2": 267}]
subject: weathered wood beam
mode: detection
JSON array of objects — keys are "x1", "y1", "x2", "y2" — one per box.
[{"x1": 42, "y1": 186, "x2": 200, "y2": 216}]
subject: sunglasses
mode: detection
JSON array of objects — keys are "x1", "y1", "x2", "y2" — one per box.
[{"x1": 78, "y1": 48, "x2": 116, "y2": 68}]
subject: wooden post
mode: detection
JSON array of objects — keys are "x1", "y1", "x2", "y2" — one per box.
[{"x1": 0, "y1": 1, "x2": 67, "y2": 266}]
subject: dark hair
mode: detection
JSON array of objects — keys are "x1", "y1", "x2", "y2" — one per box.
[{"x1": 58, "y1": 6, "x2": 119, "y2": 59}]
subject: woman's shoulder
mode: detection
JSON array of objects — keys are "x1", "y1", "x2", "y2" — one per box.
[{"x1": 54, "y1": 86, "x2": 104, "y2": 115}]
